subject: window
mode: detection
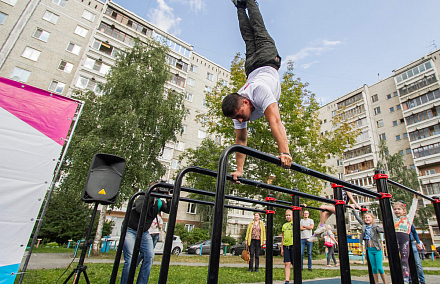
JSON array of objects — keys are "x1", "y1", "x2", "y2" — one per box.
[
  {"x1": 189, "y1": 64, "x2": 197, "y2": 73},
  {"x1": 181, "y1": 125, "x2": 187, "y2": 134},
  {"x1": 374, "y1": 107, "x2": 381, "y2": 115},
  {"x1": 377, "y1": 120, "x2": 384, "y2": 128},
  {"x1": 84, "y1": 57, "x2": 110, "y2": 74},
  {"x1": 161, "y1": 147, "x2": 173, "y2": 160},
  {"x1": 74, "y1": 25, "x2": 88, "y2": 37},
  {"x1": 48, "y1": 80, "x2": 65, "y2": 93},
  {"x1": 403, "y1": 133, "x2": 408, "y2": 139},
  {"x1": 198, "y1": 130, "x2": 206, "y2": 139},
  {"x1": 11, "y1": 67, "x2": 31, "y2": 83},
  {"x1": 390, "y1": 107, "x2": 395, "y2": 112},
  {"x1": 202, "y1": 98, "x2": 207, "y2": 108},
  {"x1": 58, "y1": 60, "x2": 73, "y2": 73},
  {"x1": 170, "y1": 74, "x2": 185, "y2": 87},
  {"x1": 187, "y1": 203, "x2": 196, "y2": 214},
  {"x1": 82, "y1": 10, "x2": 96, "y2": 22},
  {"x1": 215, "y1": 136, "x2": 221, "y2": 145},
  {"x1": 42, "y1": 11, "x2": 59, "y2": 24},
  {"x1": 66, "y1": 42, "x2": 81, "y2": 55},
  {"x1": 379, "y1": 133, "x2": 386, "y2": 141},
  {"x1": 338, "y1": 173, "x2": 344, "y2": 179},
  {"x1": 171, "y1": 159, "x2": 180, "y2": 170},
  {"x1": 204, "y1": 85, "x2": 212, "y2": 93},
  {"x1": 392, "y1": 120, "x2": 398, "y2": 126},
  {"x1": 371, "y1": 94, "x2": 378, "y2": 102},
  {"x1": 187, "y1": 77, "x2": 195, "y2": 87},
  {"x1": 399, "y1": 150, "x2": 404, "y2": 156},
  {"x1": 52, "y1": 0, "x2": 67, "y2": 7},
  {"x1": 0, "y1": 12, "x2": 7, "y2": 24},
  {"x1": 91, "y1": 39, "x2": 120, "y2": 58},
  {"x1": 33, "y1": 28, "x2": 50, "y2": 42},
  {"x1": 184, "y1": 224, "x2": 194, "y2": 232},
  {"x1": 185, "y1": 92, "x2": 193, "y2": 102},
  {"x1": 207, "y1": 72, "x2": 213, "y2": 81},
  {"x1": 337, "y1": 159, "x2": 343, "y2": 166},
  {"x1": 175, "y1": 141, "x2": 185, "y2": 151},
  {"x1": 387, "y1": 94, "x2": 392, "y2": 99},
  {"x1": 1, "y1": 0, "x2": 18, "y2": 6},
  {"x1": 75, "y1": 76, "x2": 89, "y2": 89},
  {"x1": 425, "y1": 169, "x2": 436, "y2": 175},
  {"x1": 396, "y1": 104, "x2": 401, "y2": 110},
  {"x1": 21, "y1": 47, "x2": 41, "y2": 61},
  {"x1": 396, "y1": 135, "x2": 401, "y2": 141}
]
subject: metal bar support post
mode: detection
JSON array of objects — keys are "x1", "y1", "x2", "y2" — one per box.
[
  {"x1": 265, "y1": 195, "x2": 274, "y2": 284},
  {"x1": 332, "y1": 184, "x2": 351, "y2": 284},
  {"x1": 374, "y1": 169, "x2": 404, "y2": 284},
  {"x1": 292, "y1": 193, "x2": 302, "y2": 284}
]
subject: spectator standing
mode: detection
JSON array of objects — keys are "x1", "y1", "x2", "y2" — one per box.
[
  {"x1": 148, "y1": 214, "x2": 163, "y2": 248},
  {"x1": 419, "y1": 240, "x2": 425, "y2": 260},
  {"x1": 410, "y1": 224, "x2": 426, "y2": 284},
  {"x1": 300, "y1": 210, "x2": 314, "y2": 271},
  {"x1": 245, "y1": 212, "x2": 266, "y2": 272},
  {"x1": 121, "y1": 194, "x2": 170, "y2": 284},
  {"x1": 321, "y1": 225, "x2": 338, "y2": 267},
  {"x1": 281, "y1": 209, "x2": 293, "y2": 284}
]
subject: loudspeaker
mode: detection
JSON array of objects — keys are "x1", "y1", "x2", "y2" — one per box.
[{"x1": 81, "y1": 153, "x2": 126, "y2": 205}]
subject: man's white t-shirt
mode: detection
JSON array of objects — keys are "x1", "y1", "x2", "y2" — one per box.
[
  {"x1": 148, "y1": 215, "x2": 163, "y2": 235},
  {"x1": 300, "y1": 218, "x2": 314, "y2": 239},
  {"x1": 233, "y1": 66, "x2": 281, "y2": 129}
]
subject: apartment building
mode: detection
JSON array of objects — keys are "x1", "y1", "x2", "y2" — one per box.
[{"x1": 318, "y1": 49, "x2": 440, "y2": 246}]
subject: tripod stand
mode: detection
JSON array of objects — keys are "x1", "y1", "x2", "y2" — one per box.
[{"x1": 63, "y1": 203, "x2": 99, "y2": 284}]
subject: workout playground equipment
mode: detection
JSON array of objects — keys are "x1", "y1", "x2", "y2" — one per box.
[{"x1": 110, "y1": 144, "x2": 440, "y2": 284}]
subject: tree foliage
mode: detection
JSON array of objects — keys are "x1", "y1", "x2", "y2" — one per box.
[
  {"x1": 183, "y1": 54, "x2": 358, "y2": 235},
  {"x1": 41, "y1": 39, "x2": 186, "y2": 247}
]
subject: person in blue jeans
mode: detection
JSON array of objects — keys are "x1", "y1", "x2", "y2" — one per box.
[
  {"x1": 410, "y1": 224, "x2": 425, "y2": 284},
  {"x1": 300, "y1": 210, "x2": 314, "y2": 271},
  {"x1": 121, "y1": 192, "x2": 170, "y2": 284}
]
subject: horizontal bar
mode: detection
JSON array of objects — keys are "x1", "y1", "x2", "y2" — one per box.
[
  {"x1": 274, "y1": 199, "x2": 329, "y2": 212},
  {"x1": 388, "y1": 179, "x2": 435, "y2": 202},
  {"x1": 225, "y1": 145, "x2": 382, "y2": 199},
  {"x1": 179, "y1": 197, "x2": 266, "y2": 214}
]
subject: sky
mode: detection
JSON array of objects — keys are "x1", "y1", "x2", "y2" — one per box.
[{"x1": 112, "y1": 0, "x2": 440, "y2": 105}]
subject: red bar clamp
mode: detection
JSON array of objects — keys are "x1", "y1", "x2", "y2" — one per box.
[
  {"x1": 265, "y1": 197, "x2": 276, "y2": 202},
  {"x1": 373, "y1": 173, "x2": 388, "y2": 180},
  {"x1": 431, "y1": 199, "x2": 440, "y2": 204},
  {"x1": 331, "y1": 183, "x2": 344, "y2": 188},
  {"x1": 360, "y1": 207, "x2": 368, "y2": 212},
  {"x1": 376, "y1": 192, "x2": 392, "y2": 199},
  {"x1": 265, "y1": 210, "x2": 275, "y2": 214},
  {"x1": 291, "y1": 206, "x2": 302, "y2": 211},
  {"x1": 334, "y1": 199, "x2": 346, "y2": 205}
]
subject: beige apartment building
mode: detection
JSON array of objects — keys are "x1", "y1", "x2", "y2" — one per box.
[{"x1": 319, "y1": 49, "x2": 440, "y2": 247}]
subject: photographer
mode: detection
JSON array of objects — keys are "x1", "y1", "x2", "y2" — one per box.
[{"x1": 121, "y1": 187, "x2": 171, "y2": 284}]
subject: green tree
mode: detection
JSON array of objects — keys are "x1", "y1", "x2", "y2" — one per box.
[
  {"x1": 375, "y1": 140, "x2": 433, "y2": 230},
  {"x1": 42, "y1": 39, "x2": 186, "y2": 254},
  {"x1": 184, "y1": 54, "x2": 358, "y2": 237}
]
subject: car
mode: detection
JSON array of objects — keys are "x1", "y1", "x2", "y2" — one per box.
[
  {"x1": 272, "y1": 236, "x2": 282, "y2": 256},
  {"x1": 154, "y1": 235, "x2": 183, "y2": 256},
  {"x1": 230, "y1": 241, "x2": 264, "y2": 256},
  {"x1": 186, "y1": 239, "x2": 225, "y2": 255}
]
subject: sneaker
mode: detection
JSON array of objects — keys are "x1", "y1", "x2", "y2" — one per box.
[
  {"x1": 314, "y1": 225, "x2": 326, "y2": 235},
  {"x1": 255, "y1": 269, "x2": 260, "y2": 272},
  {"x1": 231, "y1": 0, "x2": 246, "y2": 8},
  {"x1": 308, "y1": 268, "x2": 312, "y2": 272},
  {"x1": 326, "y1": 265, "x2": 333, "y2": 267},
  {"x1": 307, "y1": 236, "x2": 318, "y2": 242},
  {"x1": 248, "y1": 268, "x2": 253, "y2": 272},
  {"x1": 284, "y1": 281, "x2": 289, "y2": 284},
  {"x1": 335, "y1": 263, "x2": 339, "y2": 266}
]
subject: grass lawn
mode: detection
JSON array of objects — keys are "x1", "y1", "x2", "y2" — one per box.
[{"x1": 14, "y1": 264, "x2": 370, "y2": 284}]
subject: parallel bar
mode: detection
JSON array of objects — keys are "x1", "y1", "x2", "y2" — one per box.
[
  {"x1": 375, "y1": 169, "x2": 404, "y2": 284},
  {"x1": 388, "y1": 179, "x2": 435, "y2": 202}
]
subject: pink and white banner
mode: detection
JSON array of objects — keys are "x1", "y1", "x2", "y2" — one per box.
[{"x1": 0, "y1": 77, "x2": 79, "y2": 284}]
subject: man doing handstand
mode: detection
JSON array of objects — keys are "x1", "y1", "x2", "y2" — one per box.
[{"x1": 222, "y1": 0, "x2": 292, "y2": 181}]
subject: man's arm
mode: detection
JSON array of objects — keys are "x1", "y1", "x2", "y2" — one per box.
[
  {"x1": 264, "y1": 103, "x2": 292, "y2": 168},
  {"x1": 231, "y1": 128, "x2": 247, "y2": 181}
]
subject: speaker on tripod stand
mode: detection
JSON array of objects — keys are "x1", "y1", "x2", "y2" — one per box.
[{"x1": 64, "y1": 153, "x2": 126, "y2": 284}]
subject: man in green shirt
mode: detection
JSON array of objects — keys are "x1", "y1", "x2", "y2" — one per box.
[{"x1": 281, "y1": 209, "x2": 293, "y2": 284}]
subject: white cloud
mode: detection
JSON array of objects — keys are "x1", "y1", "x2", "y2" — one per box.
[
  {"x1": 174, "y1": 0, "x2": 205, "y2": 12},
  {"x1": 281, "y1": 39, "x2": 344, "y2": 70},
  {"x1": 148, "y1": 0, "x2": 182, "y2": 35},
  {"x1": 300, "y1": 61, "x2": 319, "y2": 69}
]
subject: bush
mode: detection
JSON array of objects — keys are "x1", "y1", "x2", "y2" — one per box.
[
  {"x1": 222, "y1": 235, "x2": 236, "y2": 247},
  {"x1": 45, "y1": 242, "x2": 59, "y2": 248}
]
